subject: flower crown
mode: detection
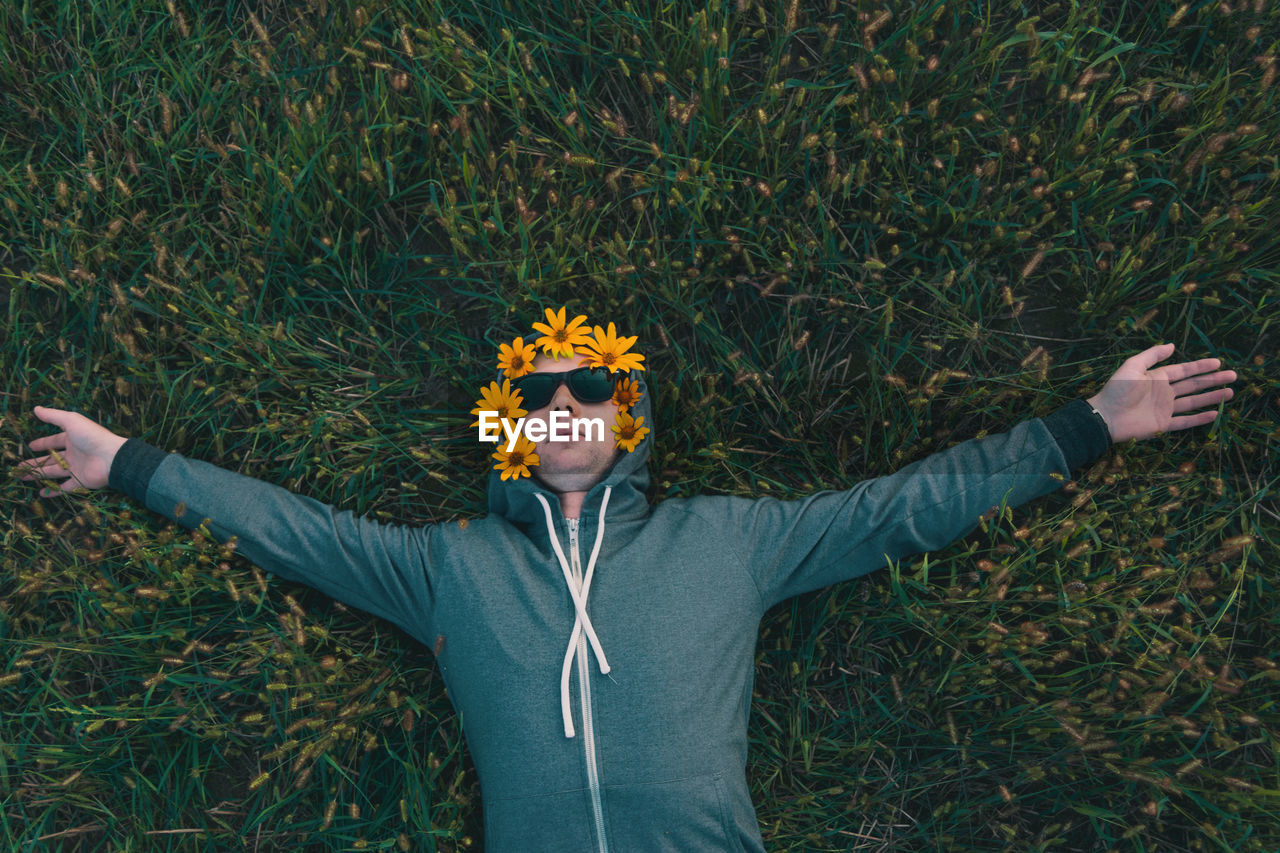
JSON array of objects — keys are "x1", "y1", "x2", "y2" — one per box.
[{"x1": 471, "y1": 306, "x2": 648, "y2": 481}]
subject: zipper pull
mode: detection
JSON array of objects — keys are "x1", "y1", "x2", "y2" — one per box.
[{"x1": 567, "y1": 518, "x2": 580, "y2": 577}]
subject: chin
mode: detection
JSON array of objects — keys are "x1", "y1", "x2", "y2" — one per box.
[
  {"x1": 534, "y1": 447, "x2": 616, "y2": 490},
  {"x1": 533, "y1": 469, "x2": 600, "y2": 494}
]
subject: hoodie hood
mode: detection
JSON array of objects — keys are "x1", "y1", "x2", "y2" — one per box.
[{"x1": 485, "y1": 367, "x2": 654, "y2": 529}]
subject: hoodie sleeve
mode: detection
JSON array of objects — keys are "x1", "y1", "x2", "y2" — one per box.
[
  {"x1": 695, "y1": 398, "x2": 1110, "y2": 611},
  {"x1": 109, "y1": 438, "x2": 438, "y2": 646}
]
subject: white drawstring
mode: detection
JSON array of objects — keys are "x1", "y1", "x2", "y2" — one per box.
[{"x1": 534, "y1": 487, "x2": 613, "y2": 738}]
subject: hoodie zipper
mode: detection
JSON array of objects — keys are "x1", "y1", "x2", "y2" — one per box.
[{"x1": 567, "y1": 517, "x2": 609, "y2": 853}]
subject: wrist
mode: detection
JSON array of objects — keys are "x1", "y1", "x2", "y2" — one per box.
[
  {"x1": 106, "y1": 434, "x2": 129, "y2": 473},
  {"x1": 1085, "y1": 396, "x2": 1114, "y2": 443}
]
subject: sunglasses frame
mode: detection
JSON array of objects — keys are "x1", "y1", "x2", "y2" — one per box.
[{"x1": 512, "y1": 366, "x2": 622, "y2": 410}]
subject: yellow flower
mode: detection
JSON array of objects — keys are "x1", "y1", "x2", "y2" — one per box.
[
  {"x1": 576, "y1": 322, "x2": 645, "y2": 374},
  {"x1": 493, "y1": 435, "x2": 540, "y2": 480},
  {"x1": 531, "y1": 306, "x2": 593, "y2": 358},
  {"x1": 612, "y1": 378, "x2": 641, "y2": 413},
  {"x1": 497, "y1": 336, "x2": 538, "y2": 379},
  {"x1": 470, "y1": 378, "x2": 527, "y2": 441},
  {"x1": 611, "y1": 411, "x2": 649, "y2": 452}
]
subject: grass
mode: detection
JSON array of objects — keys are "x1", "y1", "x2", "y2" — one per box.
[{"x1": 1, "y1": 0, "x2": 1277, "y2": 849}]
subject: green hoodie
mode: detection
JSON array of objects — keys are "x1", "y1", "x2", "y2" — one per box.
[{"x1": 108, "y1": 368, "x2": 1109, "y2": 852}]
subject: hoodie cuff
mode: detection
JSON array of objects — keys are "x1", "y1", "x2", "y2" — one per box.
[
  {"x1": 108, "y1": 438, "x2": 170, "y2": 503},
  {"x1": 1041, "y1": 398, "x2": 1112, "y2": 473}
]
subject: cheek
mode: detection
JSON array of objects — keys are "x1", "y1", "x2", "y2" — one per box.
[{"x1": 590, "y1": 404, "x2": 620, "y2": 436}]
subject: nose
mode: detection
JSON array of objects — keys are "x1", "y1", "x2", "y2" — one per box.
[{"x1": 548, "y1": 379, "x2": 579, "y2": 415}]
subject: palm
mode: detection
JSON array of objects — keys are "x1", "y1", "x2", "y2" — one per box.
[{"x1": 60, "y1": 432, "x2": 112, "y2": 489}]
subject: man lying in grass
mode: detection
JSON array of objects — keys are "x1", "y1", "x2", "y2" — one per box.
[{"x1": 17, "y1": 311, "x2": 1236, "y2": 853}]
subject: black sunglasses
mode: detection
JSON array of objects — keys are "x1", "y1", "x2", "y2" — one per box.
[{"x1": 512, "y1": 367, "x2": 619, "y2": 410}]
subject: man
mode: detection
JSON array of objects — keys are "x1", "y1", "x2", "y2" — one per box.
[{"x1": 16, "y1": 337, "x2": 1236, "y2": 852}]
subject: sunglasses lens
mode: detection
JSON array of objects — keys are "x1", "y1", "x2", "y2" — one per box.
[
  {"x1": 512, "y1": 375, "x2": 555, "y2": 410},
  {"x1": 569, "y1": 368, "x2": 616, "y2": 402}
]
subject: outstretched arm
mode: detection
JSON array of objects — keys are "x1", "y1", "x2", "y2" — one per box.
[
  {"x1": 16, "y1": 406, "x2": 440, "y2": 647},
  {"x1": 696, "y1": 342, "x2": 1239, "y2": 610},
  {"x1": 1087, "y1": 342, "x2": 1236, "y2": 443}
]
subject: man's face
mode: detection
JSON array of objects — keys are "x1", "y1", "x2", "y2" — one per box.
[{"x1": 522, "y1": 353, "x2": 622, "y2": 494}]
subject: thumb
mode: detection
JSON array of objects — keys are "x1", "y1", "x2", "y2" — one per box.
[
  {"x1": 1130, "y1": 342, "x2": 1176, "y2": 372},
  {"x1": 33, "y1": 406, "x2": 72, "y2": 427}
]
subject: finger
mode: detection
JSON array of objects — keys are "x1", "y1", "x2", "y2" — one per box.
[
  {"x1": 15, "y1": 455, "x2": 53, "y2": 478},
  {"x1": 1131, "y1": 342, "x2": 1176, "y2": 371},
  {"x1": 40, "y1": 473, "x2": 86, "y2": 496},
  {"x1": 32, "y1": 405, "x2": 74, "y2": 427},
  {"x1": 24, "y1": 448, "x2": 72, "y2": 474},
  {"x1": 1171, "y1": 369, "x2": 1238, "y2": 395},
  {"x1": 1171, "y1": 387, "x2": 1233, "y2": 414},
  {"x1": 1161, "y1": 357, "x2": 1229, "y2": 384},
  {"x1": 1167, "y1": 410, "x2": 1220, "y2": 432},
  {"x1": 25, "y1": 432, "x2": 67, "y2": 453},
  {"x1": 20, "y1": 460, "x2": 74, "y2": 481},
  {"x1": 17, "y1": 451, "x2": 71, "y2": 476}
]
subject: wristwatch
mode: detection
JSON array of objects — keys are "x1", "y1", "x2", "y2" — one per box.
[{"x1": 1087, "y1": 402, "x2": 1111, "y2": 441}]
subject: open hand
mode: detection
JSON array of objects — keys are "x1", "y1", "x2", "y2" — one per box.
[
  {"x1": 1087, "y1": 343, "x2": 1237, "y2": 444},
  {"x1": 14, "y1": 406, "x2": 129, "y2": 497}
]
